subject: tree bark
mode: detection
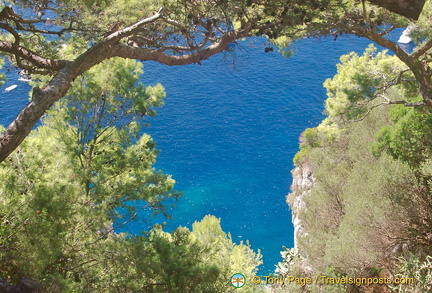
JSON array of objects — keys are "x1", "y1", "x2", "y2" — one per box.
[{"x1": 367, "y1": 0, "x2": 426, "y2": 20}]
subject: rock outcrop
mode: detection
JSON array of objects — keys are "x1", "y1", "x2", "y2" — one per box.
[{"x1": 287, "y1": 162, "x2": 314, "y2": 249}]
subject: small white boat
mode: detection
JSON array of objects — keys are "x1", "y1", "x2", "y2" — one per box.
[
  {"x1": 18, "y1": 72, "x2": 31, "y2": 82},
  {"x1": 18, "y1": 77, "x2": 31, "y2": 82},
  {"x1": 4, "y1": 84, "x2": 17, "y2": 92},
  {"x1": 398, "y1": 26, "x2": 413, "y2": 44}
]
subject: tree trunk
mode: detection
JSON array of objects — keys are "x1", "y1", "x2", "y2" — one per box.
[{"x1": 368, "y1": 0, "x2": 426, "y2": 20}]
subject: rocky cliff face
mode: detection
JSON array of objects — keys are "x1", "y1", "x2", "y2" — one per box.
[{"x1": 287, "y1": 162, "x2": 314, "y2": 249}]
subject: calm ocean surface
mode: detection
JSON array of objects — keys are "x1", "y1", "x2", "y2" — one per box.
[{"x1": 0, "y1": 31, "x2": 405, "y2": 273}]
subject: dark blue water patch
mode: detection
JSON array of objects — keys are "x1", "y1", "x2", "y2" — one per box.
[
  {"x1": 118, "y1": 35, "x2": 392, "y2": 274},
  {"x1": 0, "y1": 64, "x2": 32, "y2": 128},
  {"x1": 0, "y1": 30, "x2": 410, "y2": 274}
]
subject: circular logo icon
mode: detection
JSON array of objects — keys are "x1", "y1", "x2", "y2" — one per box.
[{"x1": 231, "y1": 273, "x2": 246, "y2": 288}]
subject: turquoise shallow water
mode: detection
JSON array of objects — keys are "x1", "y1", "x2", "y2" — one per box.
[
  {"x1": 0, "y1": 31, "x2": 406, "y2": 273},
  {"x1": 118, "y1": 35, "x2": 383, "y2": 273}
]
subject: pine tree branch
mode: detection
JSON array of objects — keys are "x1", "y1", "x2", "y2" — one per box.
[
  {"x1": 411, "y1": 38, "x2": 432, "y2": 60},
  {"x1": 0, "y1": 8, "x2": 254, "y2": 162},
  {"x1": 0, "y1": 40, "x2": 68, "y2": 73}
]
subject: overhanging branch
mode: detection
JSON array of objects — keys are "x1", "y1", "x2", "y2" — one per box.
[
  {"x1": 0, "y1": 40, "x2": 67, "y2": 72},
  {"x1": 114, "y1": 25, "x2": 251, "y2": 65},
  {"x1": 411, "y1": 38, "x2": 432, "y2": 60},
  {"x1": 0, "y1": 8, "x2": 254, "y2": 163}
]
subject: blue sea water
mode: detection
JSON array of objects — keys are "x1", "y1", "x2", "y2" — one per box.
[{"x1": 0, "y1": 30, "x2": 406, "y2": 274}]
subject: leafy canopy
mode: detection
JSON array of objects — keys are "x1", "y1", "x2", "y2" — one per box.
[
  {"x1": 0, "y1": 57, "x2": 262, "y2": 292},
  {"x1": 288, "y1": 46, "x2": 432, "y2": 292}
]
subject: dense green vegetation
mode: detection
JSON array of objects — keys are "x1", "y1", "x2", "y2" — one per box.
[
  {"x1": 0, "y1": 59, "x2": 262, "y2": 292},
  {"x1": 278, "y1": 47, "x2": 432, "y2": 293},
  {"x1": 1, "y1": 0, "x2": 432, "y2": 292}
]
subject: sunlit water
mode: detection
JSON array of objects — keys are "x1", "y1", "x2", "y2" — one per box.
[{"x1": 0, "y1": 31, "x2": 407, "y2": 273}]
